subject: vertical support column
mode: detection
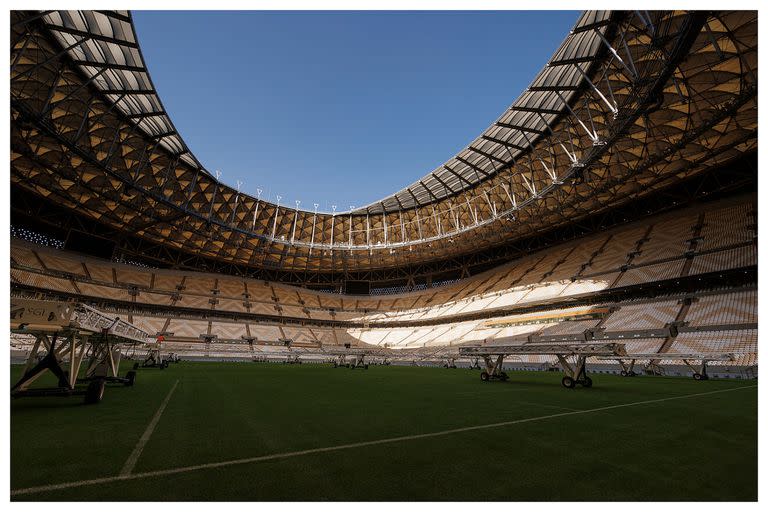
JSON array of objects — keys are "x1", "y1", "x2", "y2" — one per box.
[
  {"x1": 230, "y1": 180, "x2": 243, "y2": 225},
  {"x1": 309, "y1": 204, "x2": 318, "y2": 254},
  {"x1": 415, "y1": 209, "x2": 423, "y2": 239},
  {"x1": 252, "y1": 188, "x2": 262, "y2": 230},
  {"x1": 330, "y1": 205, "x2": 337, "y2": 249},
  {"x1": 382, "y1": 211, "x2": 388, "y2": 245},
  {"x1": 291, "y1": 200, "x2": 300, "y2": 243},
  {"x1": 208, "y1": 170, "x2": 222, "y2": 221},
  {"x1": 365, "y1": 213, "x2": 370, "y2": 247},
  {"x1": 272, "y1": 196, "x2": 281, "y2": 239}
]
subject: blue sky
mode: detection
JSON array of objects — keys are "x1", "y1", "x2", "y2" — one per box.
[{"x1": 133, "y1": 11, "x2": 579, "y2": 211}]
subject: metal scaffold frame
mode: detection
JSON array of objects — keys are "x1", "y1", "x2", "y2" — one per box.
[
  {"x1": 460, "y1": 342, "x2": 627, "y2": 388},
  {"x1": 600, "y1": 352, "x2": 736, "y2": 380},
  {"x1": 10, "y1": 299, "x2": 150, "y2": 403}
]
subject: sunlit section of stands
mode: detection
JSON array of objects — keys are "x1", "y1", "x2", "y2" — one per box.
[
  {"x1": 539, "y1": 319, "x2": 600, "y2": 337},
  {"x1": 347, "y1": 321, "x2": 485, "y2": 348},
  {"x1": 600, "y1": 300, "x2": 681, "y2": 331},
  {"x1": 9, "y1": 196, "x2": 757, "y2": 369}
]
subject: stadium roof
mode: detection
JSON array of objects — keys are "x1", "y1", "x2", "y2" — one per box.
[
  {"x1": 38, "y1": 10, "x2": 206, "y2": 174},
  {"x1": 37, "y1": 10, "x2": 612, "y2": 214},
  {"x1": 359, "y1": 10, "x2": 612, "y2": 213},
  {"x1": 11, "y1": 10, "x2": 758, "y2": 277}
]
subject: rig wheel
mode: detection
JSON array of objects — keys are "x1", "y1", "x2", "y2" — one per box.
[
  {"x1": 583, "y1": 376, "x2": 593, "y2": 388},
  {"x1": 562, "y1": 376, "x2": 576, "y2": 389},
  {"x1": 84, "y1": 379, "x2": 106, "y2": 404},
  {"x1": 620, "y1": 370, "x2": 627, "y2": 377},
  {"x1": 500, "y1": 372, "x2": 509, "y2": 381},
  {"x1": 693, "y1": 373, "x2": 702, "y2": 380},
  {"x1": 480, "y1": 371, "x2": 490, "y2": 382}
]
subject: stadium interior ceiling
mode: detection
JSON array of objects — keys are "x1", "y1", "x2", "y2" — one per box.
[{"x1": 10, "y1": 10, "x2": 757, "y2": 292}]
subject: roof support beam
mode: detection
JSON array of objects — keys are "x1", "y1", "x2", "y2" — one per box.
[
  {"x1": 16, "y1": 36, "x2": 91, "y2": 79},
  {"x1": 103, "y1": 89, "x2": 156, "y2": 95},
  {"x1": 456, "y1": 156, "x2": 492, "y2": 178},
  {"x1": 148, "y1": 129, "x2": 177, "y2": 140},
  {"x1": 418, "y1": 180, "x2": 440, "y2": 202},
  {"x1": 509, "y1": 106, "x2": 563, "y2": 116},
  {"x1": 442, "y1": 165, "x2": 474, "y2": 188},
  {"x1": 44, "y1": 24, "x2": 140, "y2": 48},
  {"x1": 70, "y1": 60, "x2": 145, "y2": 72},
  {"x1": 125, "y1": 110, "x2": 166, "y2": 120},
  {"x1": 494, "y1": 122, "x2": 547, "y2": 135},
  {"x1": 466, "y1": 147, "x2": 507, "y2": 165},
  {"x1": 430, "y1": 173, "x2": 458, "y2": 195},
  {"x1": 480, "y1": 135, "x2": 526, "y2": 152},
  {"x1": 526, "y1": 85, "x2": 580, "y2": 92}
]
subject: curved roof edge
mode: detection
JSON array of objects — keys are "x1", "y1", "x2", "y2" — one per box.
[
  {"x1": 355, "y1": 10, "x2": 613, "y2": 214},
  {"x1": 40, "y1": 9, "x2": 611, "y2": 215}
]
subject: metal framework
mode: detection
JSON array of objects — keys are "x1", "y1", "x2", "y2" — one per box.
[
  {"x1": 460, "y1": 342, "x2": 627, "y2": 388},
  {"x1": 10, "y1": 10, "x2": 757, "y2": 278},
  {"x1": 10, "y1": 298, "x2": 150, "y2": 402},
  {"x1": 602, "y1": 352, "x2": 735, "y2": 380}
]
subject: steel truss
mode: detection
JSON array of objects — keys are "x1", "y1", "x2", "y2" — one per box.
[
  {"x1": 9, "y1": 10, "x2": 757, "y2": 277},
  {"x1": 10, "y1": 156, "x2": 756, "y2": 290},
  {"x1": 460, "y1": 343, "x2": 626, "y2": 388},
  {"x1": 603, "y1": 353, "x2": 735, "y2": 380}
]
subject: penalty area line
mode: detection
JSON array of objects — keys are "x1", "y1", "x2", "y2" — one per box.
[{"x1": 11, "y1": 384, "x2": 756, "y2": 497}]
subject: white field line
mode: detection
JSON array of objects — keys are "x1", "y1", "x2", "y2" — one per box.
[
  {"x1": 118, "y1": 379, "x2": 179, "y2": 476},
  {"x1": 11, "y1": 384, "x2": 756, "y2": 497}
]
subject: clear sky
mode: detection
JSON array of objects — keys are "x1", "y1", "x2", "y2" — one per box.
[{"x1": 132, "y1": 10, "x2": 580, "y2": 212}]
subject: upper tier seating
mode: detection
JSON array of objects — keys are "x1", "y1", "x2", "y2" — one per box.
[
  {"x1": 600, "y1": 300, "x2": 681, "y2": 331},
  {"x1": 684, "y1": 290, "x2": 757, "y2": 327},
  {"x1": 665, "y1": 330, "x2": 757, "y2": 365}
]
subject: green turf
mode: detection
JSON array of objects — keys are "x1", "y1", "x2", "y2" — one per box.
[{"x1": 11, "y1": 362, "x2": 757, "y2": 501}]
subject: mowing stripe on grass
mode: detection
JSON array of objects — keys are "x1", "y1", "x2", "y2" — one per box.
[
  {"x1": 119, "y1": 379, "x2": 179, "y2": 476},
  {"x1": 12, "y1": 384, "x2": 756, "y2": 497}
]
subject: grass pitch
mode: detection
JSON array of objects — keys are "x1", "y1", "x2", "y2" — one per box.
[{"x1": 11, "y1": 362, "x2": 757, "y2": 501}]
